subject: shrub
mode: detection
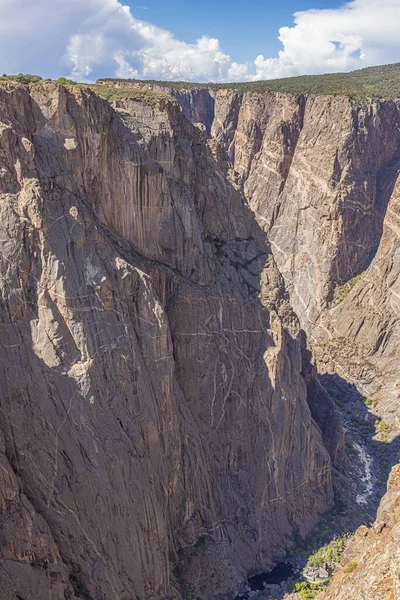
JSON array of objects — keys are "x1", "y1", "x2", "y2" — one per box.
[
  {"x1": 56, "y1": 77, "x2": 77, "y2": 86},
  {"x1": 335, "y1": 537, "x2": 345, "y2": 550},
  {"x1": 343, "y1": 561, "x2": 358, "y2": 573},
  {"x1": 0, "y1": 73, "x2": 42, "y2": 84},
  {"x1": 375, "y1": 418, "x2": 390, "y2": 438},
  {"x1": 307, "y1": 552, "x2": 324, "y2": 568},
  {"x1": 332, "y1": 272, "x2": 365, "y2": 306},
  {"x1": 294, "y1": 581, "x2": 327, "y2": 600}
]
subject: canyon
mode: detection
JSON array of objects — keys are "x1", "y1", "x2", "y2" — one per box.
[
  {"x1": 111, "y1": 80, "x2": 400, "y2": 433},
  {"x1": 0, "y1": 71, "x2": 399, "y2": 600}
]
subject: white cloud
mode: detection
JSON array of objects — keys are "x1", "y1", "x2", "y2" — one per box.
[
  {"x1": 0, "y1": 0, "x2": 248, "y2": 82},
  {"x1": 252, "y1": 0, "x2": 400, "y2": 80},
  {"x1": 0, "y1": 0, "x2": 399, "y2": 82}
]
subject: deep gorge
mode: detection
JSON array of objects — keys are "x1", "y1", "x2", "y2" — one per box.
[{"x1": 0, "y1": 76, "x2": 399, "y2": 600}]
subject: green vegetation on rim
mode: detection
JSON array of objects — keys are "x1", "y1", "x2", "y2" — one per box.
[
  {"x1": 0, "y1": 73, "x2": 43, "y2": 84},
  {"x1": 87, "y1": 84, "x2": 178, "y2": 107},
  {"x1": 3, "y1": 62, "x2": 400, "y2": 100},
  {"x1": 97, "y1": 62, "x2": 400, "y2": 99},
  {"x1": 0, "y1": 74, "x2": 177, "y2": 108},
  {"x1": 0, "y1": 75, "x2": 77, "y2": 86},
  {"x1": 56, "y1": 77, "x2": 77, "y2": 86}
]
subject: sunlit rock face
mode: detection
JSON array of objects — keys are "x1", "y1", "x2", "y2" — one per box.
[
  {"x1": 0, "y1": 82, "x2": 335, "y2": 600},
  {"x1": 319, "y1": 464, "x2": 400, "y2": 600}
]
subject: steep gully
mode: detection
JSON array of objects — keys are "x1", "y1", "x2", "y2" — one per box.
[{"x1": 98, "y1": 82, "x2": 400, "y2": 597}]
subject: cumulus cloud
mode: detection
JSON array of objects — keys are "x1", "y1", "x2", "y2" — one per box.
[
  {"x1": 0, "y1": 0, "x2": 400, "y2": 82},
  {"x1": 252, "y1": 0, "x2": 400, "y2": 80},
  {"x1": 0, "y1": 0, "x2": 128, "y2": 78},
  {"x1": 0, "y1": 0, "x2": 248, "y2": 81}
]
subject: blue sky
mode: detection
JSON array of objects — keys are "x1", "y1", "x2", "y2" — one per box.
[
  {"x1": 0, "y1": 0, "x2": 400, "y2": 82},
  {"x1": 131, "y1": 0, "x2": 339, "y2": 64}
]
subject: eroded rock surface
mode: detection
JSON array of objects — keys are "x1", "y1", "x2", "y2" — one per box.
[
  {"x1": 105, "y1": 83, "x2": 400, "y2": 333},
  {"x1": 311, "y1": 167, "x2": 400, "y2": 430},
  {"x1": 0, "y1": 82, "x2": 336, "y2": 600},
  {"x1": 141, "y1": 82, "x2": 400, "y2": 434},
  {"x1": 94, "y1": 79, "x2": 400, "y2": 599}
]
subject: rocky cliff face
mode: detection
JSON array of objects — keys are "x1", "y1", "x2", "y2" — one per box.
[
  {"x1": 5, "y1": 70, "x2": 399, "y2": 599},
  {"x1": 97, "y1": 80, "x2": 216, "y2": 134},
  {"x1": 199, "y1": 87, "x2": 400, "y2": 597},
  {"x1": 107, "y1": 81, "x2": 400, "y2": 597},
  {"x1": 0, "y1": 82, "x2": 337, "y2": 600},
  {"x1": 120, "y1": 81, "x2": 400, "y2": 430},
  {"x1": 311, "y1": 164, "x2": 400, "y2": 430},
  {"x1": 103, "y1": 82, "x2": 400, "y2": 330},
  {"x1": 319, "y1": 464, "x2": 400, "y2": 600}
]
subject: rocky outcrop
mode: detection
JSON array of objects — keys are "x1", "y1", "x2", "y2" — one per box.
[
  {"x1": 319, "y1": 464, "x2": 400, "y2": 600},
  {"x1": 0, "y1": 82, "x2": 336, "y2": 600},
  {"x1": 97, "y1": 79, "x2": 216, "y2": 134}
]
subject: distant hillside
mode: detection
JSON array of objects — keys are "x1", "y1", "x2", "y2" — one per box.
[
  {"x1": 97, "y1": 62, "x2": 400, "y2": 99},
  {"x1": 3, "y1": 63, "x2": 400, "y2": 100}
]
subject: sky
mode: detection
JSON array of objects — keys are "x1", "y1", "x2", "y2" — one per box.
[
  {"x1": 0, "y1": 0, "x2": 400, "y2": 83},
  {"x1": 130, "y1": 0, "x2": 335, "y2": 64}
]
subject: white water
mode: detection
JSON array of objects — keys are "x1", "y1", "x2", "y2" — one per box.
[{"x1": 353, "y1": 441, "x2": 374, "y2": 505}]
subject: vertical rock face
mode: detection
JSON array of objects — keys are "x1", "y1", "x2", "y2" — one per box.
[
  {"x1": 266, "y1": 97, "x2": 400, "y2": 328},
  {"x1": 0, "y1": 83, "x2": 334, "y2": 600},
  {"x1": 143, "y1": 83, "x2": 400, "y2": 597},
  {"x1": 138, "y1": 85, "x2": 400, "y2": 332},
  {"x1": 168, "y1": 89, "x2": 216, "y2": 134},
  {"x1": 153, "y1": 83, "x2": 400, "y2": 426},
  {"x1": 311, "y1": 164, "x2": 400, "y2": 428},
  {"x1": 97, "y1": 79, "x2": 217, "y2": 134},
  {"x1": 94, "y1": 79, "x2": 400, "y2": 597}
]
